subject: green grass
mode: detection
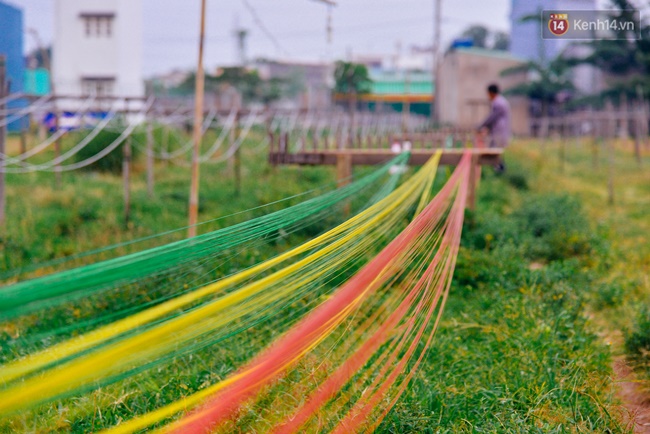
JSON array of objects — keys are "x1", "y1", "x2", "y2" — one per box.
[
  {"x1": 378, "y1": 166, "x2": 623, "y2": 433},
  {"x1": 1, "y1": 133, "x2": 646, "y2": 432},
  {"x1": 0, "y1": 127, "x2": 349, "y2": 274},
  {"x1": 505, "y1": 139, "x2": 650, "y2": 384}
]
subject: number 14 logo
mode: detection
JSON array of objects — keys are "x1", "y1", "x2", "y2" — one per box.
[{"x1": 549, "y1": 13, "x2": 570, "y2": 36}]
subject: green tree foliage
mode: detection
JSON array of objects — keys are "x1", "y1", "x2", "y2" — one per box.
[
  {"x1": 333, "y1": 61, "x2": 372, "y2": 95},
  {"x1": 74, "y1": 128, "x2": 138, "y2": 174},
  {"x1": 461, "y1": 25, "x2": 489, "y2": 48},
  {"x1": 578, "y1": 0, "x2": 650, "y2": 100},
  {"x1": 492, "y1": 31, "x2": 510, "y2": 51},
  {"x1": 454, "y1": 25, "x2": 510, "y2": 51},
  {"x1": 173, "y1": 67, "x2": 290, "y2": 106},
  {"x1": 334, "y1": 61, "x2": 372, "y2": 114},
  {"x1": 501, "y1": 55, "x2": 578, "y2": 115}
]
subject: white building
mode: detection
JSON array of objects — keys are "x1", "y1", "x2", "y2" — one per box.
[{"x1": 53, "y1": 0, "x2": 144, "y2": 109}]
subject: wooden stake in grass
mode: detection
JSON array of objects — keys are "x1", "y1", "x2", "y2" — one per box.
[
  {"x1": 146, "y1": 118, "x2": 155, "y2": 197},
  {"x1": 234, "y1": 111, "x2": 241, "y2": 195},
  {"x1": 336, "y1": 152, "x2": 352, "y2": 216},
  {"x1": 633, "y1": 95, "x2": 643, "y2": 167},
  {"x1": 188, "y1": 0, "x2": 207, "y2": 238},
  {"x1": 592, "y1": 137, "x2": 600, "y2": 170},
  {"x1": 559, "y1": 133, "x2": 565, "y2": 174},
  {"x1": 606, "y1": 100, "x2": 615, "y2": 205},
  {"x1": 54, "y1": 105, "x2": 62, "y2": 188},
  {"x1": 20, "y1": 123, "x2": 27, "y2": 155},
  {"x1": 467, "y1": 152, "x2": 479, "y2": 211},
  {"x1": 123, "y1": 135, "x2": 132, "y2": 227}
]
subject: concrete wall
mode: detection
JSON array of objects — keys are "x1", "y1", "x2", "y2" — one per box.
[
  {"x1": 439, "y1": 48, "x2": 529, "y2": 136},
  {"x1": 53, "y1": 0, "x2": 143, "y2": 108}
]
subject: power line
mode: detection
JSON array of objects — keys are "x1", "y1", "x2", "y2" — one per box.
[{"x1": 241, "y1": 0, "x2": 290, "y2": 57}]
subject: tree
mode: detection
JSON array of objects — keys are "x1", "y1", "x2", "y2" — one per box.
[
  {"x1": 172, "y1": 67, "x2": 289, "y2": 106},
  {"x1": 492, "y1": 32, "x2": 510, "y2": 51},
  {"x1": 212, "y1": 67, "x2": 262, "y2": 102},
  {"x1": 577, "y1": 0, "x2": 650, "y2": 101},
  {"x1": 452, "y1": 25, "x2": 510, "y2": 51},
  {"x1": 461, "y1": 25, "x2": 489, "y2": 48},
  {"x1": 333, "y1": 61, "x2": 372, "y2": 114},
  {"x1": 502, "y1": 55, "x2": 578, "y2": 117}
]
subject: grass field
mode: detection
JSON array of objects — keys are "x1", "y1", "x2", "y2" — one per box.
[{"x1": 1, "y1": 130, "x2": 649, "y2": 432}]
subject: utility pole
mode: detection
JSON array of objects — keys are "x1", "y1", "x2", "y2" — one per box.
[
  {"x1": 233, "y1": 23, "x2": 249, "y2": 67},
  {"x1": 309, "y1": 0, "x2": 336, "y2": 60},
  {"x1": 188, "y1": 0, "x2": 207, "y2": 238},
  {"x1": 432, "y1": 0, "x2": 441, "y2": 125},
  {"x1": 0, "y1": 55, "x2": 7, "y2": 226}
]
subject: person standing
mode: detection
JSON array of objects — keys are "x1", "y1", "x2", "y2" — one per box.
[{"x1": 477, "y1": 83, "x2": 510, "y2": 172}]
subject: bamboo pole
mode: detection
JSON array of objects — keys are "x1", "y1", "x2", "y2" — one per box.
[{"x1": 188, "y1": 0, "x2": 207, "y2": 238}]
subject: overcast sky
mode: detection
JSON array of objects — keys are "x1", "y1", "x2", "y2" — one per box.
[{"x1": 8, "y1": 0, "x2": 511, "y2": 77}]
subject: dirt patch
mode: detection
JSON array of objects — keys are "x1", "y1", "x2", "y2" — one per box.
[{"x1": 614, "y1": 357, "x2": 650, "y2": 432}]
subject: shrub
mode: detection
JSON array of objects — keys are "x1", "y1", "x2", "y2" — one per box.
[
  {"x1": 506, "y1": 172, "x2": 529, "y2": 190},
  {"x1": 511, "y1": 194, "x2": 593, "y2": 261},
  {"x1": 625, "y1": 308, "x2": 650, "y2": 368},
  {"x1": 74, "y1": 129, "x2": 140, "y2": 174},
  {"x1": 593, "y1": 282, "x2": 624, "y2": 310}
]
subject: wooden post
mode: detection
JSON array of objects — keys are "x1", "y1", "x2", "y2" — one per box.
[
  {"x1": 312, "y1": 125, "x2": 318, "y2": 151},
  {"x1": 607, "y1": 136, "x2": 615, "y2": 205},
  {"x1": 234, "y1": 111, "x2": 241, "y2": 194},
  {"x1": 300, "y1": 116, "x2": 307, "y2": 152},
  {"x1": 336, "y1": 153, "x2": 352, "y2": 215},
  {"x1": 228, "y1": 108, "x2": 237, "y2": 170},
  {"x1": 54, "y1": 105, "x2": 62, "y2": 188},
  {"x1": 162, "y1": 124, "x2": 169, "y2": 167},
  {"x1": 123, "y1": 135, "x2": 132, "y2": 226},
  {"x1": 146, "y1": 118, "x2": 155, "y2": 197},
  {"x1": 336, "y1": 153, "x2": 352, "y2": 186},
  {"x1": 20, "y1": 122, "x2": 28, "y2": 155},
  {"x1": 591, "y1": 137, "x2": 598, "y2": 170},
  {"x1": 267, "y1": 113, "x2": 276, "y2": 161},
  {"x1": 606, "y1": 101, "x2": 615, "y2": 205},
  {"x1": 188, "y1": 0, "x2": 207, "y2": 238},
  {"x1": 633, "y1": 100, "x2": 642, "y2": 166},
  {"x1": 0, "y1": 56, "x2": 7, "y2": 226},
  {"x1": 467, "y1": 152, "x2": 479, "y2": 211},
  {"x1": 559, "y1": 134, "x2": 565, "y2": 173}
]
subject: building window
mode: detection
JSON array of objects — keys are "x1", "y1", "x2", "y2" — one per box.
[
  {"x1": 80, "y1": 13, "x2": 115, "y2": 37},
  {"x1": 82, "y1": 77, "x2": 116, "y2": 97}
]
